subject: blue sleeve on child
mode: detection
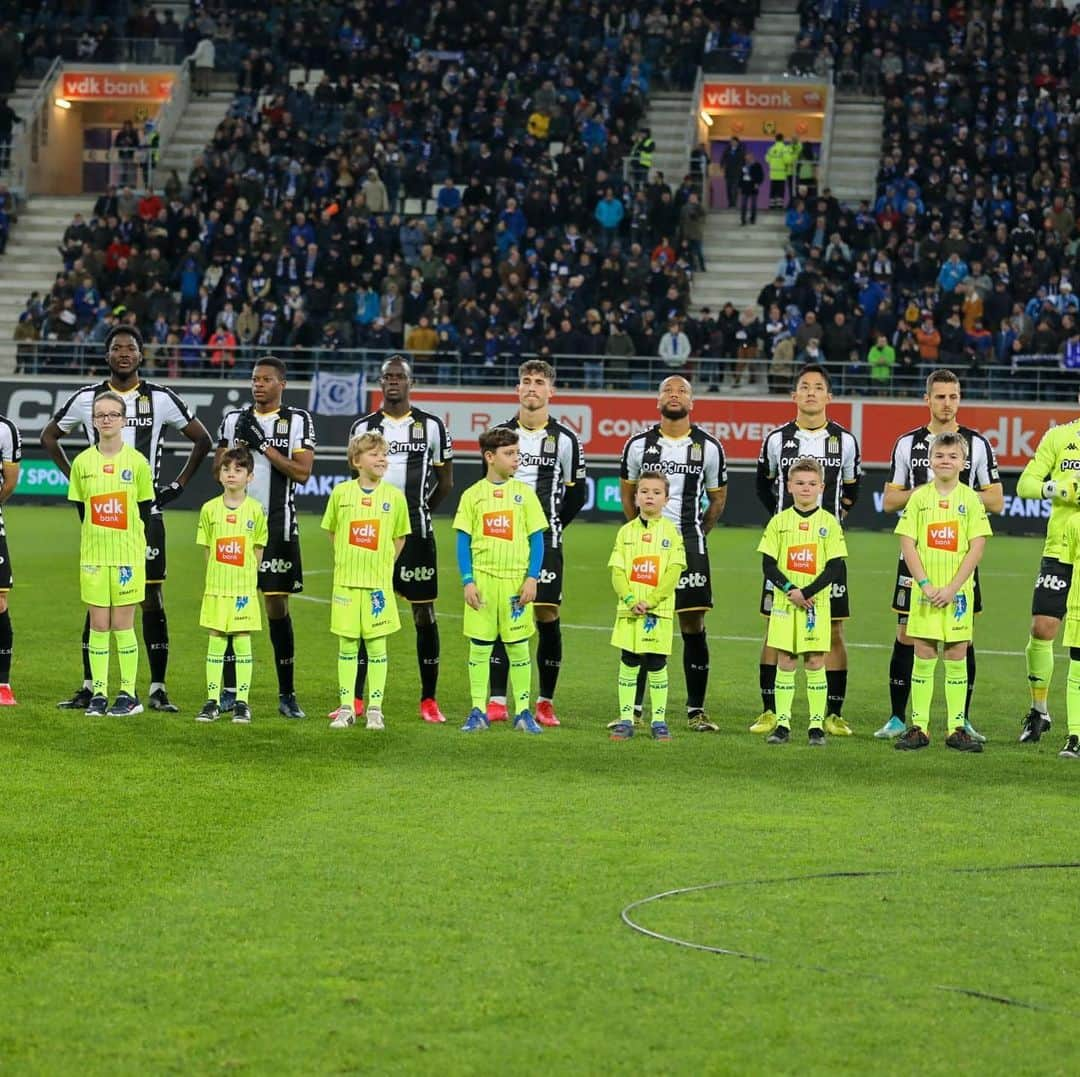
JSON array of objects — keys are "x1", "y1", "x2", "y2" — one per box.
[
  {"x1": 527, "y1": 530, "x2": 544, "y2": 578},
  {"x1": 456, "y1": 529, "x2": 474, "y2": 581}
]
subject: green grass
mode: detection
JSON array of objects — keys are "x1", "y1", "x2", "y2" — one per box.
[{"x1": 1, "y1": 505, "x2": 1077, "y2": 1074}]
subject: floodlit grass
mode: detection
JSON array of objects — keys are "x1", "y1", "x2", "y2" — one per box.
[{"x1": 1, "y1": 505, "x2": 1076, "y2": 1073}]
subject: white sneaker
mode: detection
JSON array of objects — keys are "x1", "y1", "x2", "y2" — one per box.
[
  {"x1": 329, "y1": 706, "x2": 355, "y2": 729},
  {"x1": 366, "y1": 707, "x2": 385, "y2": 731}
]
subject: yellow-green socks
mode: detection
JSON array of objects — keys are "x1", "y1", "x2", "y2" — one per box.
[
  {"x1": 806, "y1": 666, "x2": 827, "y2": 727},
  {"x1": 468, "y1": 641, "x2": 494, "y2": 710},
  {"x1": 648, "y1": 667, "x2": 668, "y2": 724},
  {"x1": 89, "y1": 629, "x2": 110, "y2": 697},
  {"x1": 1026, "y1": 636, "x2": 1054, "y2": 714},
  {"x1": 943, "y1": 658, "x2": 967, "y2": 732},
  {"x1": 206, "y1": 635, "x2": 227, "y2": 701},
  {"x1": 506, "y1": 640, "x2": 531, "y2": 715},
  {"x1": 618, "y1": 662, "x2": 637, "y2": 721},
  {"x1": 774, "y1": 667, "x2": 795, "y2": 727},
  {"x1": 1068, "y1": 660, "x2": 1080, "y2": 736},
  {"x1": 910, "y1": 655, "x2": 936, "y2": 733},
  {"x1": 338, "y1": 637, "x2": 359, "y2": 707},
  {"x1": 114, "y1": 628, "x2": 138, "y2": 695},
  {"x1": 366, "y1": 636, "x2": 387, "y2": 709},
  {"x1": 233, "y1": 634, "x2": 252, "y2": 702}
]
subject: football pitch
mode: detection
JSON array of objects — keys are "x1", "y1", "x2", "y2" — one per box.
[{"x1": 2, "y1": 505, "x2": 1078, "y2": 1074}]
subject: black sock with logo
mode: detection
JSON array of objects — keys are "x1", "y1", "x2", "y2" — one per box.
[
  {"x1": 141, "y1": 608, "x2": 169, "y2": 685},
  {"x1": 965, "y1": 644, "x2": 976, "y2": 721},
  {"x1": 889, "y1": 640, "x2": 914, "y2": 718},
  {"x1": 759, "y1": 662, "x2": 776, "y2": 712},
  {"x1": 826, "y1": 668, "x2": 848, "y2": 716},
  {"x1": 536, "y1": 619, "x2": 562, "y2": 700},
  {"x1": 682, "y1": 631, "x2": 709, "y2": 711},
  {"x1": 489, "y1": 638, "x2": 509, "y2": 699},
  {"x1": 269, "y1": 615, "x2": 295, "y2": 694},
  {"x1": 81, "y1": 612, "x2": 91, "y2": 682},
  {"x1": 353, "y1": 639, "x2": 368, "y2": 699},
  {"x1": 0, "y1": 609, "x2": 13, "y2": 682},
  {"x1": 417, "y1": 621, "x2": 440, "y2": 699},
  {"x1": 222, "y1": 637, "x2": 236, "y2": 692}
]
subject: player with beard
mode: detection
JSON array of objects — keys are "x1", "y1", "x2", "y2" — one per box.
[
  {"x1": 43, "y1": 325, "x2": 212, "y2": 712},
  {"x1": 619, "y1": 376, "x2": 727, "y2": 730}
]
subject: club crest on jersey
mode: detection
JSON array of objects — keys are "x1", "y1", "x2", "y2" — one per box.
[
  {"x1": 661, "y1": 538, "x2": 671, "y2": 548},
  {"x1": 690, "y1": 443, "x2": 702, "y2": 461},
  {"x1": 90, "y1": 492, "x2": 127, "y2": 529},
  {"x1": 235, "y1": 595, "x2": 249, "y2": 611},
  {"x1": 371, "y1": 589, "x2": 386, "y2": 617},
  {"x1": 216, "y1": 537, "x2": 245, "y2": 565},
  {"x1": 544, "y1": 436, "x2": 556, "y2": 452},
  {"x1": 118, "y1": 565, "x2": 133, "y2": 585},
  {"x1": 121, "y1": 469, "x2": 133, "y2": 482},
  {"x1": 276, "y1": 419, "x2": 289, "y2": 434},
  {"x1": 786, "y1": 543, "x2": 817, "y2": 574},
  {"x1": 138, "y1": 396, "x2": 150, "y2": 415},
  {"x1": 828, "y1": 437, "x2": 839, "y2": 453},
  {"x1": 413, "y1": 422, "x2": 424, "y2": 437},
  {"x1": 514, "y1": 493, "x2": 523, "y2": 503},
  {"x1": 927, "y1": 521, "x2": 959, "y2": 551},
  {"x1": 382, "y1": 502, "x2": 390, "y2": 511},
  {"x1": 631, "y1": 555, "x2": 659, "y2": 585},
  {"x1": 958, "y1": 503, "x2": 966, "y2": 514},
  {"x1": 819, "y1": 527, "x2": 828, "y2": 537},
  {"x1": 349, "y1": 519, "x2": 380, "y2": 549},
  {"x1": 483, "y1": 511, "x2": 513, "y2": 540},
  {"x1": 246, "y1": 519, "x2": 254, "y2": 530}
]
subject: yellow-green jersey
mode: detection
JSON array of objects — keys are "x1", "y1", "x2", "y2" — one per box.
[
  {"x1": 757, "y1": 505, "x2": 848, "y2": 615},
  {"x1": 894, "y1": 482, "x2": 992, "y2": 587},
  {"x1": 197, "y1": 495, "x2": 268, "y2": 597},
  {"x1": 67, "y1": 444, "x2": 153, "y2": 565},
  {"x1": 452, "y1": 477, "x2": 548, "y2": 581},
  {"x1": 1061, "y1": 515, "x2": 1080, "y2": 619},
  {"x1": 608, "y1": 515, "x2": 686, "y2": 620},
  {"x1": 320, "y1": 479, "x2": 411, "y2": 589},
  {"x1": 1016, "y1": 419, "x2": 1080, "y2": 559}
]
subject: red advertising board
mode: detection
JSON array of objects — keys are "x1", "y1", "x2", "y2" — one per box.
[{"x1": 385, "y1": 390, "x2": 1073, "y2": 469}]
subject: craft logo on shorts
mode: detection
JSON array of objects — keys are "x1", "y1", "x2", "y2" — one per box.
[
  {"x1": 483, "y1": 511, "x2": 513, "y2": 540},
  {"x1": 927, "y1": 521, "x2": 959, "y2": 552},
  {"x1": 90, "y1": 492, "x2": 127, "y2": 529},
  {"x1": 216, "y1": 536, "x2": 246, "y2": 566},
  {"x1": 786, "y1": 543, "x2": 817, "y2": 574},
  {"x1": 631, "y1": 555, "x2": 659, "y2": 585},
  {"x1": 349, "y1": 519, "x2": 380, "y2": 550}
]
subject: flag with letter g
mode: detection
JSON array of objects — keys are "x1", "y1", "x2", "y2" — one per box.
[{"x1": 308, "y1": 370, "x2": 366, "y2": 416}]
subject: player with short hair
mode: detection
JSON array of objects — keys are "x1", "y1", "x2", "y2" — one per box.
[
  {"x1": 1014, "y1": 389, "x2": 1080, "y2": 742},
  {"x1": 194, "y1": 446, "x2": 268, "y2": 725},
  {"x1": 877, "y1": 369, "x2": 1003, "y2": 741},
  {"x1": 216, "y1": 357, "x2": 316, "y2": 719},
  {"x1": 751, "y1": 364, "x2": 860, "y2": 737},
  {"x1": 43, "y1": 324, "x2": 212, "y2": 712},
  {"x1": 893, "y1": 432, "x2": 992, "y2": 752},
  {"x1": 607, "y1": 471, "x2": 686, "y2": 742},
  {"x1": 347, "y1": 356, "x2": 453, "y2": 724},
  {"x1": 756, "y1": 457, "x2": 848, "y2": 746},
  {"x1": 620, "y1": 375, "x2": 727, "y2": 731},
  {"x1": 0, "y1": 410, "x2": 22, "y2": 704},
  {"x1": 454, "y1": 426, "x2": 549, "y2": 734},
  {"x1": 321, "y1": 431, "x2": 411, "y2": 731},
  {"x1": 67, "y1": 390, "x2": 155, "y2": 716},
  {"x1": 487, "y1": 359, "x2": 586, "y2": 727}
]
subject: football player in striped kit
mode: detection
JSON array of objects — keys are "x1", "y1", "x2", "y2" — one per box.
[
  {"x1": 42, "y1": 325, "x2": 212, "y2": 713},
  {"x1": 0, "y1": 409, "x2": 21, "y2": 705}
]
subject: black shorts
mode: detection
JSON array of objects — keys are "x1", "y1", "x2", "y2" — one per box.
[
  {"x1": 0, "y1": 529, "x2": 12, "y2": 590},
  {"x1": 258, "y1": 535, "x2": 303, "y2": 595},
  {"x1": 145, "y1": 513, "x2": 166, "y2": 582},
  {"x1": 535, "y1": 545, "x2": 563, "y2": 606},
  {"x1": 1031, "y1": 556, "x2": 1072, "y2": 620},
  {"x1": 394, "y1": 532, "x2": 438, "y2": 603},
  {"x1": 675, "y1": 542, "x2": 712, "y2": 612},
  {"x1": 893, "y1": 559, "x2": 983, "y2": 621},
  {"x1": 761, "y1": 560, "x2": 850, "y2": 618}
]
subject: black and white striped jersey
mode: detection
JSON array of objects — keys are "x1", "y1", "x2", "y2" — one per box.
[
  {"x1": 621, "y1": 425, "x2": 727, "y2": 555},
  {"x1": 0, "y1": 414, "x2": 21, "y2": 536},
  {"x1": 887, "y1": 425, "x2": 999, "y2": 492},
  {"x1": 349, "y1": 408, "x2": 453, "y2": 538},
  {"x1": 494, "y1": 417, "x2": 586, "y2": 548},
  {"x1": 52, "y1": 380, "x2": 194, "y2": 510},
  {"x1": 218, "y1": 406, "x2": 316, "y2": 542},
  {"x1": 757, "y1": 420, "x2": 861, "y2": 517}
]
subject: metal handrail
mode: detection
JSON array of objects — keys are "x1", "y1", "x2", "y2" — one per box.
[{"x1": 820, "y1": 69, "x2": 837, "y2": 192}]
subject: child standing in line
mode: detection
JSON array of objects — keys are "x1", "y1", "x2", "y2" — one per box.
[
  {"x1": 195, "y1": 446, "x2": 267, "y2": 724},
  {"x1": 756, "y1": 457, "x2": 848, "y2": 746},
  {"x1": 607, "y1": 471, "x2": 686, "y2": 741},
  {"x1": 321, "y1": 432, "x2": 410, "y2": 730},
  {"x1": 894, "y1": 432, "x2": 991, "y2": 752}
]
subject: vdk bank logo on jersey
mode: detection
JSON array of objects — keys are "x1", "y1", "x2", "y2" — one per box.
[
  {"x1": 630, "y1": 555, "x2": 659, "y2": 586},
  {"x1": 927, "y1": 521, "x2": 959, "y2": 552},
  {"x1": 483, "y1": 511, "x2": 513, "y2": 540},
  {"x1": 216, "y1": 536, "x2": 246, "y2": 566},
  {"x1": 90, "y1": 492, "x2": 127, "y2": 530},
  {"x1": 786, "y1": 543, "x2": 817, "y2": 574},
  {"x1": 349, "y1": 519, "x2": 380, "y2": 550}
]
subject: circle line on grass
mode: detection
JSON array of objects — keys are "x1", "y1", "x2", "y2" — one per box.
[{"x1": 621, "y1": 864, "x2": 1080, "y2": 1016}]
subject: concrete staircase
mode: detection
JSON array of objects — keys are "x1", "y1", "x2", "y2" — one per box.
[
  {"x1": 747, "y1": 0, "x2": 799, "y2": 75},
  {"x1": 644, "y1": 90, "x2": 695, "y2": 186},
  {"x1": 0, "y1": 77, "x2": 47, "y2": 192},
  {"x1": 825, "y1": 95, "x2": 884, "y2": 205},
  {"x1": 694, "y1": 211, "x2": 787, "y2": 313},
  {"x1": 156, "y1": 90, "x2": 234, "y2": 184}
]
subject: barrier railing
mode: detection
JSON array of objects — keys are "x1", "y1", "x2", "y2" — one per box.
[{"x1": 5, "y1": 56, "x2": 62, "y2": 200}]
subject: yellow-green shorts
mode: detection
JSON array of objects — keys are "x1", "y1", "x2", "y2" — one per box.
[
  {"x1": 1064, "y1": 614, "x2": 1080, "y2": 649},
  {"x1": 610, "y1": 611, "x2": 674, "y2": 655},
  {"x1": 462, "y1": 572, "x2": 535, "y2": 643},
  {"x1": 200, "y1": 592, "x2": 262, "y2": 635},
  {"x1": 331, "y1": 584, "x2": 401, "y2": 640},
  {"x1": 766, "y1": 598, "x2": 832, "y2": 654},
  {"x1": 907, "y1": 587, "x2": 975, "y2": 643},
  {"x1": 80, "y1": 561, "x2": 145, "y2": 607}
]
